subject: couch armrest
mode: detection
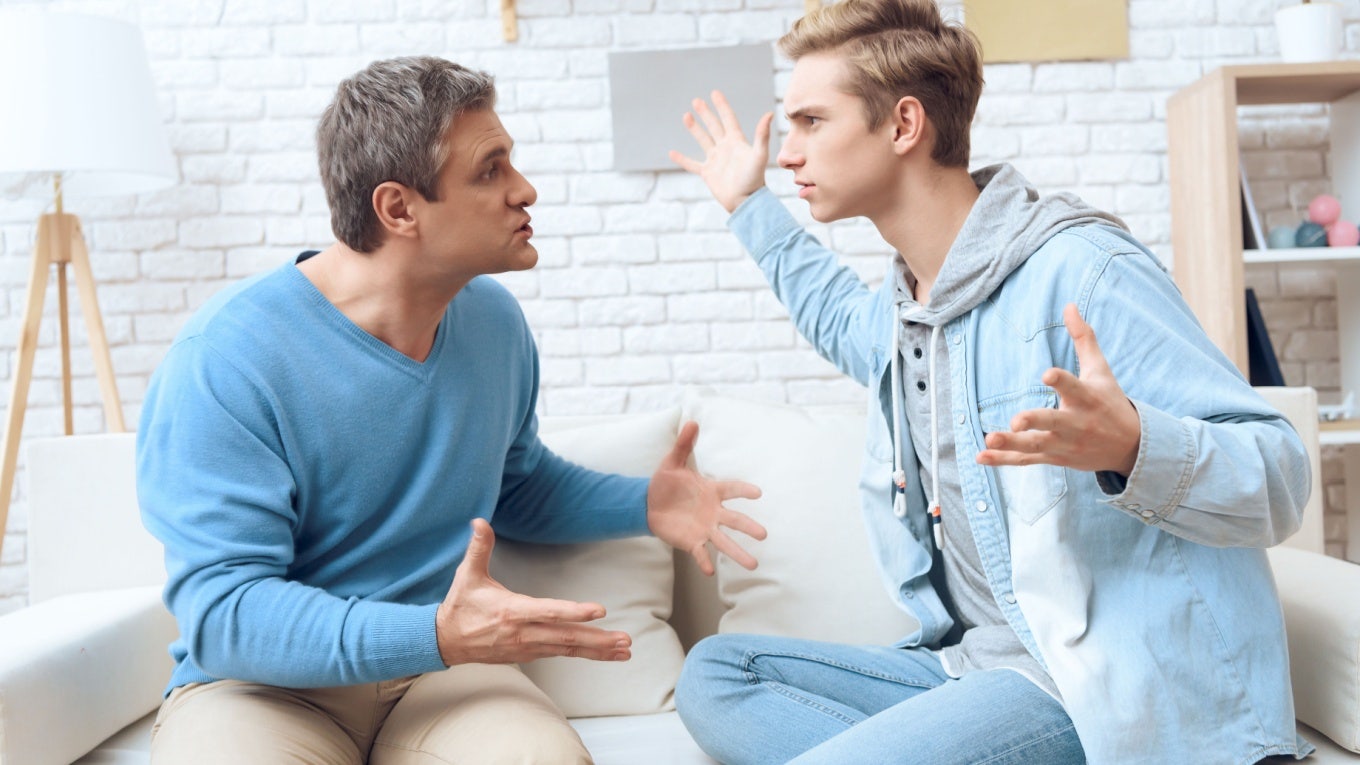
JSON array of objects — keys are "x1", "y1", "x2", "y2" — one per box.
[
  {"x1": 1268, "y1": 546, "x2": 1360, "y2": 754},
  {"x1": 0, "y1": 586, "x2": 177, "y2": 765}
]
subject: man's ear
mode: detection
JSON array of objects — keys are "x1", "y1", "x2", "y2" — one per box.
[
  {"x1": 372, "y1": 181, "x2": 420, "y2": 241},
  {"x1": 889, "y1": 96, "x2": 928, "y2": 157}
]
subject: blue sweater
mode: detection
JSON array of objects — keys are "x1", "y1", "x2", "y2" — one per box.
[{"x1": 137, "y1": 259, "x2": 650, "y2": 693}]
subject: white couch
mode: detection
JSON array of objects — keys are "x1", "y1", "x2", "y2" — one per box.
[{"x1": 1, "y1": 387, "x2": 1358, "y2": 764}]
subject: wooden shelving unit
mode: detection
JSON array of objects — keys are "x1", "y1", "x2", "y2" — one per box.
[
  {"x1": 1168, "y1": 60, "x2": 1360, "y2": 373},
  {"x1": 1168, "y1": 61, "x2": 1360, "y2": 561}
]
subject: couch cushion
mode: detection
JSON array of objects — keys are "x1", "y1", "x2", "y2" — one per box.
[
  {"x1": 490, "y1": 408, "x2": 685, "y2": 717},
  {"x1": 0, "y1": 586, "x2": 175, "y2": 765},
  {"x1": 681, "y1": 390, "x2": 918, "y2": 643},
  {"x1": 1268, "y1": 545, "x2": 1360, "y2": 754},
  {"x1": 27, "y1": 433, "x2": 163, "y2": 604}
]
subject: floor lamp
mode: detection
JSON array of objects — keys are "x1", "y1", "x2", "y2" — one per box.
[{"x1": 0, "y1": 12, "x2": 175, "y2": 561}]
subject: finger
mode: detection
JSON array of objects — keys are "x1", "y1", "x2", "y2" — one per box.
[
  {"x1": 682, "y1": 111, "x2": 715, "y2": 151},
  {"x1": 717, "y1": 479, "x2": 761, "y2": 501},
  {"x1": 1063, "y1": 303, "x2": 1111, "y2": 378},
  {"x1": 518, "y1": 624, "x2": 632, "y2": 652},
  {"x1": 509, "y1": 593, "x2": 607, "y2": 624},
  {"x1": 982, "y1": 429, "x2": 1056, "y2": 455},
  {"x1": 690, "y1": 541, "x2": 715, "y2": 576},
  {"x1": 461, "y1": 518, "x2": 496, "y2": 577},
  {"x1": 669, "y1": 150, "x2": 704, "y2": 175},
  {"x1": 663, "y1": 421, "x2": 699, "y2": 469},
  {"x1": 753, "y1": 111, "x2": 773, "y2": 159},
  {"x1": 1007, "y1": 407, "x2": 1064, "y2": 434},
  {"x1": 720, "y1": 507, "x2": 768, "y2": 541},
  {"x1": 710, "y1": 529, "x2": 758, "y2": 571},
  {"x1": 692, "y1": 97, "x2": 726, "y2": 140},
  {"x1": 975, "y1": 448, "x2": 1061, "y2": 468},
  {"x1": 1041, "y1": 367, "x2": 1096, "y2": 408},
  {"x1": 518, "y1": 628, "x2": 634, "y2": 662},
  {"x1": 711, "y1": 90, "x2": 745, "y2": 139}
]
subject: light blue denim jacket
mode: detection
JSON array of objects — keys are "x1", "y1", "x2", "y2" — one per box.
[{"x1": 728, "y1": 180, "x2": 1312, "y2": 764}]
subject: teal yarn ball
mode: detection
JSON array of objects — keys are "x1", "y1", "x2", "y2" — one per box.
[
  {"x1": 1267, "y1": 225, "x2": 1297, "y2": 249},
  {"x1": 1296, "y1": 221, "x2": 1329, "y2": 248}
]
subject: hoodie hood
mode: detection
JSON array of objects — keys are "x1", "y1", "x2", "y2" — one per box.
[{"x1": 895, "y1": 163, "x2": 1128, "y2": 327}]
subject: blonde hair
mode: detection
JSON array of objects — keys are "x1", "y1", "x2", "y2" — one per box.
[{"x1": 779, "y1": 0, "x2": 982, "y2": 168}]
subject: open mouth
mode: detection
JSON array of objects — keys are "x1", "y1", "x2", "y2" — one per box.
[{"x1": 516, "y1": 219, "x2": 533, "y2": 237}]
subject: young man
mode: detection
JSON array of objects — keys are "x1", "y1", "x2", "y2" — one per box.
[
  {"x1": 669, "y1": 1, "x2": 1312, "y2": 763},
  {"x1": 137, "y1": 56, "x2": 765, "y2": 764}
]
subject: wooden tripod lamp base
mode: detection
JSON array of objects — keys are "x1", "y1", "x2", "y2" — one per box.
[{"x1": 0, "y1": 209, "x2": 125, "y2": 556}]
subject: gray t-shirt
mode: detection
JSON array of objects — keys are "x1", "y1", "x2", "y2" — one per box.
[{"x1": 896, "y1": 311, "x2": 1060, "y2": 701}]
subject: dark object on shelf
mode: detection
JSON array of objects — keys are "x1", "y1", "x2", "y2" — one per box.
[{"x1": 1246, "y1": 287, "x2": 1285, "y2": 386}]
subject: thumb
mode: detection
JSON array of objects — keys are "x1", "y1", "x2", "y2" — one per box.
[
  {"x1": 754, "y1": 112, "x2": 773, "y2": 158},
  {"x1": 1063, "y1": 303, "x2": 1109, "y2": 377},
  {"x1": 461, "y1": 518, "x2": 496, "y2": 577},
  {"x1": 664, "y1": 421, "x2": 699, "y2": 469}
]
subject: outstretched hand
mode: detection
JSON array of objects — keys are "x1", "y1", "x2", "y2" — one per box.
[
  {"x1": 669, "y1": 90, "x2": 774, "y2": 214},
  {"x1": 435, "y1": 519, "x2": 632, "y2": 666},
  {"x1": 976, "y1": 304, "x2": 1142, "y2": 476},
  {"x1": 647, "y1": 421, "x2": 767, "y2": 575}
]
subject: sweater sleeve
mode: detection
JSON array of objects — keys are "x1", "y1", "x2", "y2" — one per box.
[
  {"x1": 490, "y1": 328, "x2": 651, "y2": 544},
  {"x1": 137, "y1": 337, "x2": 447, "y2": 688}
]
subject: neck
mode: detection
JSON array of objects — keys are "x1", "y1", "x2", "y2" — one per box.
[
  {"x1": 297, "y1": 242, "x2": 469, "y2": 362},
  {"x1": 870, "y1": 163, "x2": 980, "y2": 305}
]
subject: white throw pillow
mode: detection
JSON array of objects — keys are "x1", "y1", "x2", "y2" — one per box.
[
  {"x1": 681, "y1": 390, "x2": 918, "y2": 644},
  {"x1": 489, "y1": 408, "x2": 685, "y2": 718}
]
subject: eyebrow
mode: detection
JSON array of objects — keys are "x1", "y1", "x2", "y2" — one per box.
[
  {"x1": 475, "y1": 143, "x2": 513, "y2": 165},
  {"x1": 785, "y1": 106, "x2": 823, "y2": 121}
]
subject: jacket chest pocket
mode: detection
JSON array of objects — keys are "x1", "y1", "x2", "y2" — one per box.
[{"x1": 978, "y1": 389, "x2": 1068, "y2": 525}]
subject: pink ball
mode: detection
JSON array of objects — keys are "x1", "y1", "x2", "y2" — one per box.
[
  {"x1": 1310, "y1": 194, "x2": 1343, "y2": 226},
  {"x1": 1328, "y1": 219, "x2": 1360, "y2": 247}
]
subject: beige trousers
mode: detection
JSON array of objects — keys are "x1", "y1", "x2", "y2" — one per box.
[{"x1": 149, "y1": 663, "x2": 592, "y2": 764}]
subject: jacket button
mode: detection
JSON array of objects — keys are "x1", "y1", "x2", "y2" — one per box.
[
  {"x1": 913, "y1": 347, "x2": 923, "y2": 359},
  {"x1": 916, "y1": 380, "x2": 927, "y2": 392},
  {"x1": 1004, "y1": 593, "x2": 1017, "y2": 604},
  {"x1": 975, "y1": 501, "x2": 988, "y2": 512}
]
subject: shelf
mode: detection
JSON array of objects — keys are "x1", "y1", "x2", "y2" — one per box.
[
  {"x1": 1221, "y1": 61, "x2": 1360, "y2": 106},
  {"x1": 1319, "y1": 418, "x2": 1360, "y2": 446},
  {"x1": 1244, "y1": 246, "x2": 1360, "y2": 265}
]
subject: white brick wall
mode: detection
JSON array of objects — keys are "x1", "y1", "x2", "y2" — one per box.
[{"x1": 0, "y1": 0, "x2": 1355, "y2": 609}]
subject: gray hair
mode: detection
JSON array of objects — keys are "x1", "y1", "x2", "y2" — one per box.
[{"x1": 317, "y1": 56, "x2": 497, "y2": 252}]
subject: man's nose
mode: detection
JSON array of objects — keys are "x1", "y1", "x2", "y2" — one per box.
[
  {"x1": 777, "y1": 138, "x2": 802, "y2": 170},
  {"x1": 510, "y1": 166, "x2": 537, "y2": 207}
]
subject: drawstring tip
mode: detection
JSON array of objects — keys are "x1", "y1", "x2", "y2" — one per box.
[{"x1": 932, "y1": 521, "x2": 944, "y2": 550}]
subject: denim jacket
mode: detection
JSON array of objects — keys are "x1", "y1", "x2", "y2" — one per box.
[{"x1": 729, "y1": 187, "x2": 1313, "y2": 765}]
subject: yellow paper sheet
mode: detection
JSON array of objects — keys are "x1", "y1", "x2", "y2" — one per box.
[{"x1": 965, "y1": 0, "x2": 1129, "y2": 64}]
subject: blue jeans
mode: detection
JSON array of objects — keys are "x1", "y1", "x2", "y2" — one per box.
[{"x1": 676, "y1": 634, "x2": 1085, "y2": 765}]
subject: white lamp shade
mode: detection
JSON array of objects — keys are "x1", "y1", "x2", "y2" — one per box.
[{"x1": 0, "y1": 11, "x2": 176, "y2": 197}]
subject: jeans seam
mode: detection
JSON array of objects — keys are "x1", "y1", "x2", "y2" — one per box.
[
  {"x1": 739, "y1": 648, "x2": 940, "y2": 689},
  {"x1": 968, "y1": 721, "x2": 1079, "y2": 765}
]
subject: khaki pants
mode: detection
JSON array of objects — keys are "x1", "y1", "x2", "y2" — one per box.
[{"x1": 150, "y1": 663, "x2": 592, "y2": 764}]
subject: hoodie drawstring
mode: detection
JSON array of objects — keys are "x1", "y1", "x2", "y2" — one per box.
[{"x1": 890, "y1": 305, "x2": 945, "y2": 551}]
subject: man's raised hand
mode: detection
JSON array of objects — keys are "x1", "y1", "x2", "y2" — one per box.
[
  {"x1": 435, "y1": 519, "x2": 632, "y2": 666},
  {"x1": 646, "y1": 421, "x2": 767, "y2": 576},
  {"x1": 669, "y1": 90, "x2": 774, "y2": 214},
  {"x1": 976, "y1": 304, "x2": 1142, "y2": 477}
]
